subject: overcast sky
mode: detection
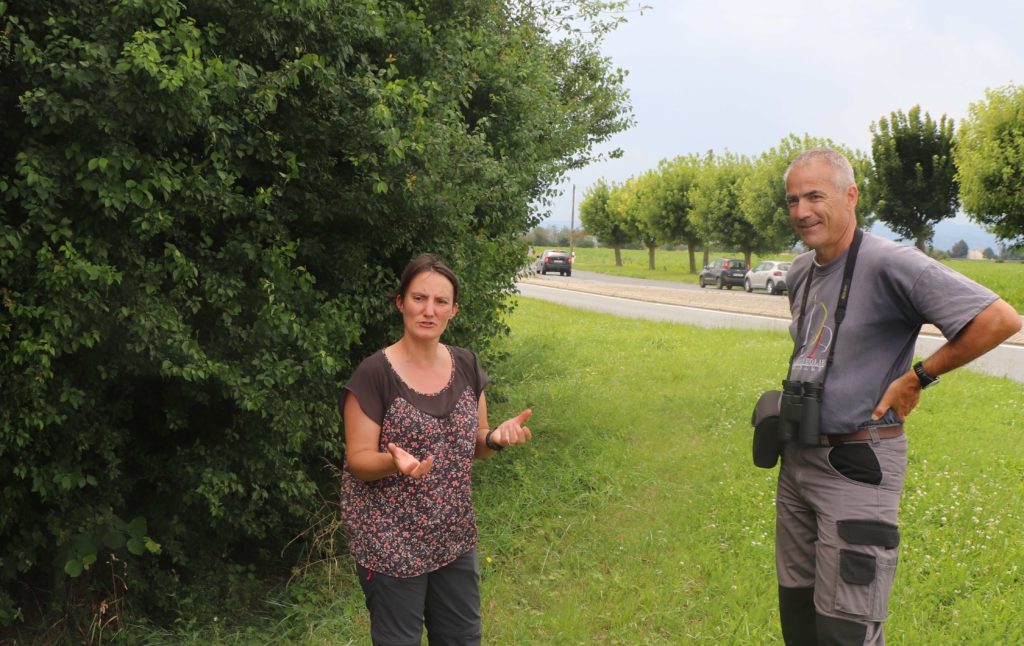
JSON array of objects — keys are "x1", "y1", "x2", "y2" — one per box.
[{"x1": 544, "y1": 0, "x2": 1024, "y2": 250}]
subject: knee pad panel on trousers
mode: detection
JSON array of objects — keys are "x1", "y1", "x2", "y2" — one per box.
[
  {"x1": 816, "y1": 613, "x2": 868, "y2": 645},
  {"x1": 779, "y1": 586, "x2": 817, "y2": 645}
]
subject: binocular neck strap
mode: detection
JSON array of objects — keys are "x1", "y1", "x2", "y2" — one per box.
[{"x1": 786, "y1": 227, "x2": 864, "y2": 385}]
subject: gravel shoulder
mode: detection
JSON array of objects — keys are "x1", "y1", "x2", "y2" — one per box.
[{"x1": 519, "y1": 274, "x2": 1024, "y2": 346}]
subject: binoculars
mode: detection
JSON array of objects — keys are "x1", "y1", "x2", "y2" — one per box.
[{"x1": 778, "y1": 379, "x2": 823, "y2": 446}]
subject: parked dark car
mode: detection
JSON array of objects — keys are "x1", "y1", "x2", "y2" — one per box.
[
  {"x1": 744, "y1": 260, "x2": 791, "y2": 295},
  {"x1": 699, "y1": 258, "x2": 748, "y2": 289},
  {"x1": 535, "y1": 249, "x2": 572, "y2": 276}
]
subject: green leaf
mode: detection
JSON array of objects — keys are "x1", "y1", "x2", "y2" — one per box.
[
  {"x1": 127, "y1": 516, "x2": 147, "y2": 537},
  {"x1": 126, "y1": 537, "x2": 145, "y2": 556},
  {"x1": 64, "y1": 559, "x2": 83, "y2": 577}
]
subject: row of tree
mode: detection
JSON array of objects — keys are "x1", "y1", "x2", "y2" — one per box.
[
  {"x1": 580, "y1": 94, "x2": 1024, "y2": 268},
  {"x1": 578, "y1": 135, "x2": 873, "y2": 272}
]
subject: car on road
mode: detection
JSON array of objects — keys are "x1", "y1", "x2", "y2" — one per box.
[
  {"x1": 744, "y1": 260, "x2": 791, "y2": 295},
  {"x1": 535, "y1": 249, "x2": 572, "y2": 276},
  {"x1": 699, "y1": 258, "x2": 747, "y2": 289}
]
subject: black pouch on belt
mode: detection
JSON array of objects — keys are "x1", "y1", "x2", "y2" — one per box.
[{"x1": 751, "y1": 390, "x2": 782, "y2": 468}]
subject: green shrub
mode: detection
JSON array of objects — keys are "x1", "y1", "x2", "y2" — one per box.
[{"x1": 0, "y1": 0, "x2": 630, "y2": 631}]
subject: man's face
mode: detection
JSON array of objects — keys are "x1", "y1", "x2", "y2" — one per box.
[{"x1": 785, "y1": 160, "x2": 858, "y2": 263}]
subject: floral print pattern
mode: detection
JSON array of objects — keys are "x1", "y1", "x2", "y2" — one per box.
[{"x1": 342, "y1": 385, "x2": 480, "y2": 578}]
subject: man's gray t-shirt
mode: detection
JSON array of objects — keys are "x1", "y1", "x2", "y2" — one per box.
[{"x1": 786, "y1": 232, "x2": 998, "y2": 435}]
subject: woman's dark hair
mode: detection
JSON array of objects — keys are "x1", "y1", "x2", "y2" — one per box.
[{"x1": 396, "y1": 253, "x2": 460, "y2": 303}]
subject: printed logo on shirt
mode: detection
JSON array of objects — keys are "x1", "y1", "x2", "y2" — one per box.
[{"x1": 793, "y1": 299, "x2": 832, "y2": 370}]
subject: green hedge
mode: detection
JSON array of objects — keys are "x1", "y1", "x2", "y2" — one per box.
[{"x1": 0, "y1": 0, "x2": 630, "y2": 629}]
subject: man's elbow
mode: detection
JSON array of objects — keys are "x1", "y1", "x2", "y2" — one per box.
[{"x1": 988, "y1": 298, "x2": 1022, "y2": 339}]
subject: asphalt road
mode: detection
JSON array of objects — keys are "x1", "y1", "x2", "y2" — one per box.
[
  {"x1": 517, "y1": 282, "x2": 792, "y2": 332},
  {"x1": 516, "y1": 273, "x2": 1024, "y2": 384}
]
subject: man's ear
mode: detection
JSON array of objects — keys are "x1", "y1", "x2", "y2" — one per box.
[{"x1": 847, "y1": 183, "x2": 859, "y2": 211}]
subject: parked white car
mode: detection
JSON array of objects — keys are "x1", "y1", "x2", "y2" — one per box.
[{"x1": 744, "y1": 261, "x2": 791, "y2": 295}]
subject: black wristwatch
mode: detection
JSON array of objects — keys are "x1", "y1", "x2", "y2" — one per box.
[{"x1": 913, "y1": 361, "x2": 940, "y2": 389}]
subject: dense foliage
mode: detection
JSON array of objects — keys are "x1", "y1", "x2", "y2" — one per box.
[
  {"x1": 578, "y1": 178, "x2": 631, "y2": 265},
  {"x1": 649, "y1": 155, "x2": 702, "y2": 272},
  {"x1": 870, "y1": 106, "x2": 959, "y2": 250},
  {"x1": 687, "y1": 151, "x2": 760, "y2": 268},
  {"x1": 0, "y1": 0, "x2": 631, "y2": 630},
  {"x1": 955, "y1": 84, "x2": 1024, "y2": 249}
]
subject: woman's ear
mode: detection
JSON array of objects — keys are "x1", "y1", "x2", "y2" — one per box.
[
  {"x1": 450, "y1": 303, "x2": 459, "y2": 319},
  {"x1": 395, "y1": 294, "x2": 404, "y2": 312}
]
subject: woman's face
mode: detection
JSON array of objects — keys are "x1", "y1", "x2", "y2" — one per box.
[{"x1": 397, "y1": 270, "x2": 459, "y2": 341}]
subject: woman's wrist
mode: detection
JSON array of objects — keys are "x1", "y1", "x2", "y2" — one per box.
[{"x1": 484, "y1": 428, "x2": 504, "y2": 452}]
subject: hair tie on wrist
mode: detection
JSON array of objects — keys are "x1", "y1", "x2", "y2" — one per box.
[{"x1": 485, "y1": 429, "x2": 504, "y2": 451}]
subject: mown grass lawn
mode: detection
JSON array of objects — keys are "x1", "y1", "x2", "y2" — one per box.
[
  {"x1": 563, "y1": 246, "x2": 1024, "y2": 311},
  {"x1": 126, "y1": 297, "x2": 1023, "y2": 645}
]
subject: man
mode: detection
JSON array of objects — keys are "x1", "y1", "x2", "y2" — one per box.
[{"x1": 774, "y1": 148, "x2": 1021, "y2": 645}]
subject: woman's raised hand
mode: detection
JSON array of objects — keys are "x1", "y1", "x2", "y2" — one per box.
[{"x1": 491, "y1": 409, "x2": 533, "y2": 448}]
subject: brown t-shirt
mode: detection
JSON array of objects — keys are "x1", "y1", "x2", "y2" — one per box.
[{"x1": 341, "y1": 345, "x2": 489, "y2": 577}]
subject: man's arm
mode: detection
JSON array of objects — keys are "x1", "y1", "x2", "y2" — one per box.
[{"x1": 873, "y1": 298, "x2": 1021, "y2": 422}]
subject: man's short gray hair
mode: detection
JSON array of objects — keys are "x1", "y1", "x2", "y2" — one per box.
[{"x1": 783, "y1": 148, "x2": 856, "y2": 192}]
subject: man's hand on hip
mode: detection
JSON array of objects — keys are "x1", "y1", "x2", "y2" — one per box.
[{"x1": 872, "y1": 371, "x2": 921, "y2": 423}]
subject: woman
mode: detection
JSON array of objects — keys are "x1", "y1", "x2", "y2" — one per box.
[{"x1": 341, "y1": 253, "x2": 532, "y2": 646}]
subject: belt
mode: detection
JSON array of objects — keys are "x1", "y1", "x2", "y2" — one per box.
[{"x1": 824, "y1": 425, "x2": 904, "y2": 446}]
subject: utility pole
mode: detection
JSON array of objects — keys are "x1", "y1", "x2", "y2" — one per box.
[{"x1": 569, "y1": 184, "x2": 576, "y2": 259}]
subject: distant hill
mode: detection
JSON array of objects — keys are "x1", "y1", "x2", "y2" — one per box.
[{"x1": 876, "y1": 217, "x2": 1001, "y2": 253}]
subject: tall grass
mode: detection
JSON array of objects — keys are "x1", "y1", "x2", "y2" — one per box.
[
  {"x1": 477, "y1": 299, "x2": 1023, "y2": 644},
  {"x1": 119, "y1": 298, "x2": 1023, "y2": 644},
  {"x1": 562, "y1": 247, "x2": 1024, "y2": 311}
]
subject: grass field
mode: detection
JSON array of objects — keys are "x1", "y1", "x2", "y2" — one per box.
[
  {"x1": 563, "y1": 247, "x2": 1024, "y2": 311},
  {"x1": 127, "y1": 297, "x2": 1024, "y2": 644}
]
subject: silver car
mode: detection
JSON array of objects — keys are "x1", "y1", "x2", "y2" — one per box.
[{"x1": 744, "y1": 261, "x2": 791, "y2": 295}]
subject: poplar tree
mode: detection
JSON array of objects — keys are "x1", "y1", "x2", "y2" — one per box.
[
  {"x1": 955, "y1": 85, "x2": 1024, "y2": 249},
  {"x1": 870, "y1": 106, "x2": 959, "y2": 251}
]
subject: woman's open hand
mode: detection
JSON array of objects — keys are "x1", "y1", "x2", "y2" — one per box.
[
  {"x1": 387, "y1": 443, "x2": 434, "y2": 479},
  {"x1": 489, "y1": 409, "x2": 533, "y2": 449}
]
